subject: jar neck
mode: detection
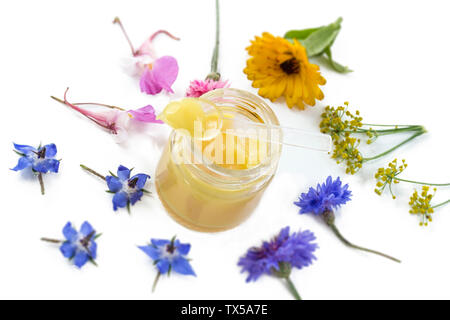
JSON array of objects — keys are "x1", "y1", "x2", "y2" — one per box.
[{"x1": 169, "y1": 88, "x2": 282, "y2": 189}]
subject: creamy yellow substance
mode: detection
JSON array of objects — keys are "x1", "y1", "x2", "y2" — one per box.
[
  {"x1": 158, "y1": 98, "x2": 262, "y2": 169},
  {"x1": 155, "y1": 98, "x2": 269, "y2": 232}
]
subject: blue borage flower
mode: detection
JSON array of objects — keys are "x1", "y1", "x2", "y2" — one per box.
[
  {"x1": 139, "y1": 236, "x2": 195, "y2": 292},
  {"x1": 238, "y1": 227, "x2": 317, "y2": 300},
  {"x1": 41, "y1": 221, "x2": 100, "y2": 269},
  {"x1": 80, "y1": 164, "x2": 150, "y2": 212},
  {"x1": 294, "y1": 176, "x2": 400, "y2": 263},
  {"x1": 295, "y1": 176, "x2": 351, "y2": 215},
  {"x1": 11, "y1": 143, "x2": 60, "y2": 195},
  {"x1": 106, "y1": 165, "x2": 150, "y2": 211}
]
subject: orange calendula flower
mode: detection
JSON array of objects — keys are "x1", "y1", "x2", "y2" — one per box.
[{"x1": 244, "y1": 32, "x2": 326, "y2": 109}]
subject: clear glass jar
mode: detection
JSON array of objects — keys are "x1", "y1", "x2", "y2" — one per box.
[{"x1": 155, "y1": 88, "x2": 282, "y2": 232}]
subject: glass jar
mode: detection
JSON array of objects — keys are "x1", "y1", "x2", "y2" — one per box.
[{"x1": 155, "y1": 88, "x2": 282, "y2": 232}]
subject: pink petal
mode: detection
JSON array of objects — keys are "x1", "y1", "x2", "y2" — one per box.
[
  {"x1": 140, "y1": 68, "x2": 161, "y2": 94},
  {"x1": 139, "y1": 56, "x2": 179, "y2": 95},
  {"x1": 128, "y1": 105, "x2": 163, "y2": 123},
  {"x1": 136, "y1": 40, "x2": 158, "y2": 59},
  {"x1": 185, "y1": 79, "x2": 230, "y2": 97}
]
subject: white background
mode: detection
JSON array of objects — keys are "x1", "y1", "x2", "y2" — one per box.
[{"x1": 1, "y1": 0, "x2": 449, "y2": 300}]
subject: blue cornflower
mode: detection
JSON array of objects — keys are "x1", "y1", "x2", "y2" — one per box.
[
  {"x1": 293, "y1": 177, "x2": 400, "y2": 263},
  {"x1": 139, "y1": 236, "x2": 196, "y2": 292},
  {"x1": 238, "y1": 227, "x2": 318, "y2": 300},
  {"x1": 105, "y1": 165, "x2": 150, "y2": 211},
  {"x1": 11, "y1": 143, "x2": 60, "y2": 195},
  {"x1": 41, "y1": 221, "x2": 99, "y2": 269},
  {"x1": 294, "y1": 176, "x2": 352, "y2": 215}
]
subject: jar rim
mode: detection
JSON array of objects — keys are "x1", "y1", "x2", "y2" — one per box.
[{"x1": 168, "y1": 88, "x2": 282, "y2": 188}]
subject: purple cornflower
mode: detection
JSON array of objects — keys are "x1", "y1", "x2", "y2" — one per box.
[{"x1": 238, "y1": 227, "x2": 318, "y2": 300}]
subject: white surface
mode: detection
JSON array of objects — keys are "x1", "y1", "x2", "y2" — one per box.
[{"x1": 1, "y1": 0, "x2": 449, "y2": 300}]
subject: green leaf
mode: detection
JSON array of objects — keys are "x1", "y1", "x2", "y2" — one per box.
[
  {"x1": 89, "y1": 258, "x2": 98, "y2": 267},
  {"x1": 324, "y1": 47, "x2": 352, "y2": 73},
  {"x1": 302, "y1": 17, "x2": 343, "y2": 57},
  {"x1": 94, "y1": 233, "x2": 103, "y2": 240},
  {"x1": 109, "y1": 171, "x2": 117, "y2": 178},
  {"x1": 284, "y1": 27, "x2": 321, "y2": 41},
  {"x1": 13, "y1": 150, "x2": 26, "y2": 157}
]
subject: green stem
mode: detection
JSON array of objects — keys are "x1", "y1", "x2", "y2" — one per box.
[
  {"x1": 80, "y1": 164, "x2": 106, "y2": 181},
  {"x1": 432, "y1": 199, "x2": 450, "y2": 209},
  {"x1": 40, "y1": 238, "x2": 62, "y2": 244},
  {"x1": 206, "y1": 0, "x2": 220, "y2": 80},
  {"x1": 329, "y1": 223, "x2": 401, "y2": 263},
  {"x1": 152, "y1": 272, "x2": 162, "y2": 293},
  {"x1": 285, "y1": 277, "x2": 301, "y2": 300},
  {"x1": 362, "y1": 123, "x2": 421, "y2": 128},
  {"x1": 348, "y1": 125, "x2": 423, "y2": 135},
  {"x1": 363, "y1": 130, "x2": 426, "y2": 162},
  {"x1": 394, "y1": 177, "x2": 450, "y2": 187},
  {"x1": 38, "y1": 173, "x2": 45, "y2": 195}
]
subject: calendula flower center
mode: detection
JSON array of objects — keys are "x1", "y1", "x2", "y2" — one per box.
[{"x1": 280, "y1": 57, "x2": 300, "y2": 75}]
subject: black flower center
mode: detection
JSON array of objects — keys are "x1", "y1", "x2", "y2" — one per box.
[
  {"x1": 80, "y1": 231, "x2": 95, "y2": 250},
  {"x1": 166, "y1": 243, "x2": 176, "y2": 254},
  {"x1": 36, "y1": 147, "x2": 47, "y2": 159},
  {"x1": 280, "y1": 57, "x2": 300, "y2": 75},
  {"x1": 128, "y1": 177, "x2": 138, "y2": 189}
]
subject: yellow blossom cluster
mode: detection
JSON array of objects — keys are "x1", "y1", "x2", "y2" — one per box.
[
  {"x1": 332, "y1": 136, "x2": 363, "y2": 175},
  {"x1": 374, "y1": 159, "x2": 408, "y2": 199},
  {"x1": 319, "y1": 103, "x2": 363, "y2": 140},
  {"x1": 320, "y1": 103, "x2": 370, "y2": 174},
  {"x1": 409, "y1": 186, "x2": 436, "y2": 226}
]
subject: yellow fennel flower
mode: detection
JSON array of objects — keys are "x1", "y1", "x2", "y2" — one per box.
[
  {"x1": 244, "y1": 32, "x2": 326, "y2": 109},
  {"x1": 409, "y1": 186, "x2": 436, "y2": 226}
]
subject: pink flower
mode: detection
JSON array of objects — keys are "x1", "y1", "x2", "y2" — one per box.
[
  {"x1": 185, "y1": 79, "x2": 230, "y2": 97},
  {"x1": 139, "y1": 56, "x2": 179, "y2": 95},
  {"x1": 51, "y1": 89, "x2": 162, "y2": 143},
  {"x1": 128, "y1": 105, "x2": 163, "y2": 123},
  {"x1": 113, "y1": 18, "x2": 180, "y2": 95}
]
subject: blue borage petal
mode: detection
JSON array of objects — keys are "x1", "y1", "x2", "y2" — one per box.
[
  {"x1": 151, "y1": 239, "x2": 170, "y2": 247},
  {"x1": 172, "y1": 257, "x2": 196, "y2": 276},
  {"x1": 80, "y1": 221, "x2": 94, "y2": 237},
  {"x1": 112, "y1": 191, "x2": 128, "y2": 210},
  {"x1": 43, "y1": 144, "x2": 57, "y2": 158},
  {"x1": 129, "y1": 190, "x2": 144, "y2": 205},
  {"x1": 138, "y1": 245, "x2": 161, "y2": 260},
  {"x1": 176, "y1": 243, "x2": 191, "y2": 256},
  {"x1": 62, "y1": 222, "x2": 78, "y2": 242},
  {"x1": 33, "y1": 159, "x2": 60, "y2": 173},
  {"x1": 60, "y1": 242, "x2": 76, "y2": 259},
  {"x1": 132, "y1": 174, "x2": 150, "y2": 189},
  {"x1": 106, "y1": 176, "x2": 123, "y2": 193},
  {"x1": 156, "y1": 259, "x2": 170, "y2": 274},
  {"x1": 11, "y1": 157, "x2": 32, "y2": 171},
  {"x1": 74, "y1": 251, "x2": 90, "y2": 268},
  {"x1": 117, "y1": 165, "x2": 131, "y2": 181},
  {"x1": 13, "y1": 143, "x2": 36, "y2": 155}
]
